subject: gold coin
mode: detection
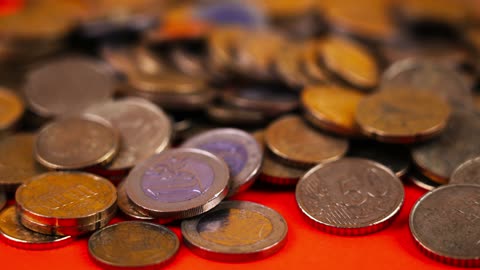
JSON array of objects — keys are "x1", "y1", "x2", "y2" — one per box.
[
  {"x1": 301, "y1": 40, "x2": 327, "y2": 82},
  {"x1": 265, "y1": 115, "x2": 348, "y2": 167},
  {"x1": 301, "y1": 85, "x2": 364, "y2": 136},
  {"x1": 355, "y1": 89, "x2": 451, "y2": 143},
  {"x1": 0, "y1": 88, "x2": 24, "y2": 131},
  {"x1": 321, "y1": 36, "x2": 379, "y2": 89}
]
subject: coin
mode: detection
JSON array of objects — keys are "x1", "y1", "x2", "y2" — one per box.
[
  {"x1": 16, "y1": 172, "x2": 117, "y2": 236},
  {"x1": 296, "y1": 158, "x2": 404, "y2": 235},
  {"x1": 125, "y1": 148, "x2": 229, "y2": 219},
  {"x1": 34, "y1": 115, "x2": 119, "y2": 170},
  {"x1": 206, "y1": 104, "x2": 266, "y2": 125},
  {"x1": 408, "y1": 168, "x2": 440, "y2": 191},
  {"x1": 0, "y1": 88, "x2": 24, "y2": 132},
  {"x1": 410, "y1": 184, "x2": 480, "y2": 267},
  {"x1": 24, "y1": 57, "x2": 115, "y2": 118},
  {"x1": 0, "y1": 206, "x2": 72, "y2": 250},
  {"x1": 412, "y1": 112, "x2": 480, "y2": 183},
  {"x1": 301, "y1": 40, "x2": 327, "y2": 83},
  {"x1": 182, "y1": 128, "x2": 262, "y2": 197},
  {"x1": 301, "y1": 85, "x2": 364, "y2": 136},
  {"x1": 273, "y1": 44, "x2": 311, "y2": 87},
  {"x1": 208, "y1": 27, "x2": 246, "y2": 72},
  {"x1": 117, "y1": 180, "x2": 155, "y2": 221},
  {"x1": 88, "y1": 221, "x2": 179, "y2": 268},
  {"x1": 0, "y1": 133, "x2": 46, "y2": 191},
  {"x1": 355, "y1": 89, "x2": 451, "y2": 143},
  {"x1": 450, "y1": 157, "x2": 480, "y2": 185},
  {"x1": 85, "y1": 98, "x2": 172, "y2": 171},
  {"x1": 265, "y1": 115, "x2": 348, "y2": 167},
  {"x1": 181, "y1": 200, "x2": 287, "y2": 261}
]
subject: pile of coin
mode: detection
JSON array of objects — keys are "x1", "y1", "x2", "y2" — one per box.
[{"x1": 0, "y1": 0, "x2": 479, "y2": 268}]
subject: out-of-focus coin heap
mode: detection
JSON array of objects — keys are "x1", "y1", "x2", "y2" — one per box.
[{"x1": 0, "y1": 0, "x2": 480, "y2": 267}]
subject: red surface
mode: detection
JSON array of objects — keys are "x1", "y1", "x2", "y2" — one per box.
[{"x1": 0, "y1": 181, "x2": 465, "y2": 270}]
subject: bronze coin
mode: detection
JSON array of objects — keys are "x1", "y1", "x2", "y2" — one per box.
[
  {"x1": 450, "y1": 157, "x2": 480, "y2": 185},
  {"x1": 265, "y1": 115, "x2": 348, "y2": 167},
  {"x1": 34, "y1": 115, "x2": 119, "y2": 170},
  {"x1": 356, "y1": 89, "x2": 451, "y2": 143},
  {"x1": 0, "y1": 88, "x2": 24, "y2": 132}
]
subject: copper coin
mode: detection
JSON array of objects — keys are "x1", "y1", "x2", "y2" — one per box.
[
  {"x1": 181, "y1": 200, "x2": 287, "y2": 262},
  {"x1": 16, "y1": 172, "x2": 117, "y2": 236},
  {"x1": 0, "y1": 206, "x2": 72, "y2": 250},
  {"x1": 356, "y1": 89, "x2": 451, "y2": 143},
  {"x1": 0, "y1": 133, "x2": 46, "y2": 191},
  {"x1": 34, "y1": 115, "x2": 120, "y2": 170},
  {"x1": 24, "y1": 57, "x2": 115, "y2": 118},
  {"x1": 182, "y1": 128, "x2": 263, "y2": 197},
  {"x1": 0, "y1": 88, "x2": 24, "y2": 132},
  {"x1": 410, "y1": 184, "x2": 480, "y2": 267},
  {"x1": 265, "y1": 115, "x2": 348, "y2": 167},
  {"x1": 450, "y1": 157, "x2": 480, "y2": 185},
  {"x1": 301, "y1": 40, "x2": 327, "y2": 83},
  {"x1": 125, "y1": 148, "x2": 229, "y2": 220},
  {"x1": 408, "y1": 168, "x2": 440, "y2": 191},
  {"x1": 412, "y1": 112, "x2": 480, "y2": 183},
  {"x1": 117, "y1": 180, "x2": 155, "y2": 221},
  {"x1": 88, "y1": 221, "x2": 179, "y2": 269},
  {"x1": 85, "y1": 98, "x2": 172, "y2": 171},
  {"x1": 301, "y1": 85, "x2": 364, "y2": 136},
  {"x1": 296, "y1": 158, "x2": 404, "y2": 235}
]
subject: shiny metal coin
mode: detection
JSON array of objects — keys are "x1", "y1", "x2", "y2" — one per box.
[{"x1": 450, "y1": 157, "x2": 480, "y2": 185}]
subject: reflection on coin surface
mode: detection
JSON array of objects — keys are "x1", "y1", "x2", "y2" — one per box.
[
  {"x1": 181, "y1": 200, "x2": 287, "y2": 261},
  {"x1": 126, "y1": 148, "x2": 229, "y2": 219},
  {"x1": 182, "y1": 128, "x2": 262, "y2": 197},
  {"x1": 356, "y1": 89, "x2": 451, "y2": 143},
  {"x1": 34, "y1": 116, "x2": 119, "y2": 170},
  {"x1": 296, "y1": 158, "x2": 404, "y2": 235},
  {"x1": 450, "y1": 157, "x2": 480, "y2": 185},
  {"x1": 265, "y1": 115, "x2": 348, "y2": 167},
  {"x1": 0, "y1": 88, "x2": 24, "y2": 131},
  {"x1": 117, "y1": 181, "x2": 155, "y2": 221},
  {"x1": 410, "y1": 185, "x2": 480, "y2": 267},
  {"x1": 89, "y1": 221, "x2": 179, "y2": 268},
  {"x1": 412, "y1": 112, "x2": 480, "y2": 183},
  {"x1": 408, "y1": 168, "x2": 440, "y2": 191},
  {"x1": 0, "y1": 133, "x2": 46, "y2": 191},
  {"x1": 85, "y1": 98, "x2": 172, "y2": 170},
  {"x1": 0, "y1": 206, "x2": 72, "y2": 250},
  {"x1": 24, "y1": 57, "x2": 114, "y2": 118}
]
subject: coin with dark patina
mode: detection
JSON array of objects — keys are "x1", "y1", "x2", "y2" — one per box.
[
  {"x1": 125, "y1": 148, "x2": 229, "y2": 220},
  {"x1": 356, "y1": 89, "x2": 451, "y2": 143},
  {"x1": 450, "y1": 157, "x2": 480, "y2": 185},
  {"x1": 0, "y1": 88, "x2": 24, "y2": 132},
  {"x1": 412, "y1": 112, "x2": 480, "y2": 183},
  {"x1": 117, "y1": 180, "x2": 155, "y2": 221},
  {"x1": 34, "y1": 115, "x2": 119, "y2": 170},
  {"x1": 296, "y1": 158, "x2": 404, "y2": 235},
  {"x1": 265, "y1": 115, "x2": 348, "y2": 167},
  {"x1": 181, "y1": 200, "x2": 287, "y2": 262},
  {"x1": 88, "y1": 221, "x2": 179, "y2": 269},
  {"x1": 407, "y1": 168, "x2": 440, "y2": 191},
  {"x1": 410, "y1": 184, "x2": 480, "y2": 267},
  {"x1": 0, "y1": 206, "x2": 72, "y2": 250}
]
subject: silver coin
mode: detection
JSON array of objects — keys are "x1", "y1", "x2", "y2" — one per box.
[{"x1": 450, "y1": 157, "x2": 480, "y2": 185}]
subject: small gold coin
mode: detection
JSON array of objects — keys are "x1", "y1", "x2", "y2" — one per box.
[
  {"x1": 356, "y1": 89, "x2": 451, "y2": 143},
  {"x1": 301, "y1": 85, "x2": 364, "y2": 136},
  {"x1": 0, "y1": 88, "x2": 24, "y2": 131}
]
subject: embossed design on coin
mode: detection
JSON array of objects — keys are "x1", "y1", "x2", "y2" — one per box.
[
  {"x1": 34, "y1": 116, "x2": 119, "y2": 170},
  {"x1": 182, "y1": 201, "x2": 287, "y2": 261},
  {"x1": 410, "y1": 185, "x2": 480, "y2": 267},
  {"x1": 450, "y1": 157, "x2": 480, "y2": 185},
  {"x1": 0, "y1": 88, "x2": 24, "y2": 131},
  {"x1": 296, "y1": 158, "x2": 404, "y2": 235},
  {"x1": 117, "y1": 181, "x2": 154, "y2": 220},
  {"x1": 89, "y1": 221, "x2": 179, "y2": 268}
]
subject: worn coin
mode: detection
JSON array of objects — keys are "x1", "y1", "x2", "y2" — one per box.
[
  {"x1": 412, "y1": 112, "x2": 480, "y2": 183},
  {"x1": 125, "y1": 148, "x2": 229, "y2": 219},
  {"x1": 34, "y1": 115, "x2": 119, "y2": 170},
  {"x1": 0, "y1": 206, "x2": 72, "y2": 250},
  {"x1": 88, "y1": 221, "x2": 179, "y2": 269},
  {"x1": 0, "y1": 88, "x2": 24, "y2": 132},
  {"x1": 296, "y1": 158, "x2": 404, "y2": 235},
  {"x1": 356, "y1": 89, "x2": 451, "y2": 143},
  {"x1": 450, "y1": 157, "x2": 480, "y2": 185},
  {"x1": 182, "y1": 200, "x2": 287, "y2": 262},
  {"x1": 408, "y1": 168, "x2": 440, "y2": 191},
  {"x1": 410, "y1": 184, "x2": 480, "y2": 267},
  {"x1": 117, "y1": 180, "x2": 155, "y2": 221},
  {"x1": 182, "y1": 128, "x2": 262, "y2": 197},
  {"x1": 265, "y1": 115, "x2": 348, "y2": 167}
]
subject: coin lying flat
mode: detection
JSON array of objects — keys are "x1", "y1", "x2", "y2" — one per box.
[
  {"x1": 0, "y1": 88, "x2": 24, "y2": 132},
  {"x1": 355, "y1": 89, "x2": 451, "y2": 143},
  {"x1": 16, "y1": 172, "x2": 117, "y2": 236},
  {"x1": 182, "y1": 200, "x2": 287, "y2": 261},
  {"x1": 34, "y1": 115, "x2": 119, "y2": 170},
  {"x1": 408, "y1": 168, "x2": 440, "y2": 191},
  {"x1": 0, "y1": 206, "x2": 72, "y2": 250},
  {"x1": 296, "y1": 158, "x2": 404, "y2": 235},
  {"x1": 89, "y1": 221, "x2": 179, "y2": 269},
  {"x1": 85, "y1": 97, "x2": 172, "y2": 171},
  {"x1": 117, "y1": 181, "x2": 155, "y2": 221},
  {"x1": 265, "y1": 115, "x2": 348, "y2": 167},
  {"x1": 125, "y1": 148, "x2": 229, "y2": 220},
  {"x1": 450, "y1": 157, "x2": 480, "y2": 185},
  {"x1": 410, "y1": 184, "x2": 480, "y2": 267}
]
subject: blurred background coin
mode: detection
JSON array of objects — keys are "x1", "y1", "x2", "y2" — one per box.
[{"x1": 450, "y1": 157, "x2": 480, "y2": 185}]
